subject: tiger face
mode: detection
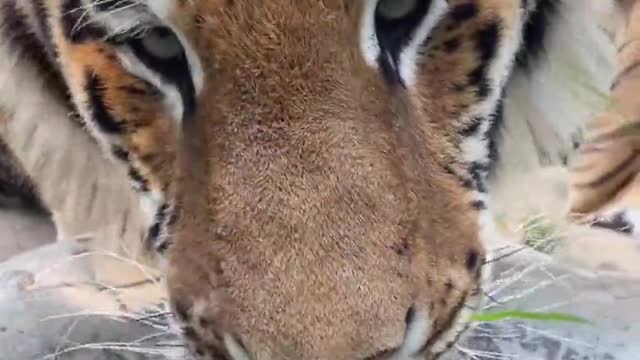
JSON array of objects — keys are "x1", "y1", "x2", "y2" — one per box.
[{"x1": 4, "y1": 0, "x2": 559, "y2": 358}]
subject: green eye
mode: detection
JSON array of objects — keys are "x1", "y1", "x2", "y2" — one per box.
[
  {"x1": 376, "y1": 0, "x2": 418, "y2": 20},
  {"x1": 140, "y1": 27, "x2": 184, "y2": 59}
]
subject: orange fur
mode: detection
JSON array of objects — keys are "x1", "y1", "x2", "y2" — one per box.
[{"x1": 1, "y1": 0, "x2": 577, "y2": 358}]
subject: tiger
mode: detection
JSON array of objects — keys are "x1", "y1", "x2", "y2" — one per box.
[
  {"x1": 567, "y1": 0, "x2": 640, "y2": 237},
  {"x1": 0, "y1": 0, "x2": 620, "y2": 359}
]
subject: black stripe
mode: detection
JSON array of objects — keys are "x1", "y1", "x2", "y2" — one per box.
[
  {"x1": 574, "y1": 150, "x2": 640, "y2": 188},
  {"x1": 31, "y1": 0, "x2": 58, "y2": 63},
  {"x1": 147, "y1": 203, "x2": 175, "y2": 252},
  {"x1": 86, "y1": 72, "x2": 126, "y2": 134},
  {"x1": 516, "y1": 0, "x2": 559, "y2": 69},
  {"x1": 127, "y1": 166, "x2": 149, "y2": 192},
  {"x1": 591, "y1": 212, "x2": 634, "y2": 234},
  {"x1": 418, "y1": 293, "x2": 469, "y2": 356},
  {"x1": 469, "y1": 161, "x2": 491, "y2": 193},
  {"x1": 445, "y1": 164, "x2": 475, "y2": 190},
  {"x1": 486, "y1": 94, "x2": 505, "y2": 170},
  {"x1": 459, "y1": 116, "x2": 483, "y2": 137},
  {"x1": 611, "y1": 60, "x2": 640, "y2": 90},
  {"x1": 467, "y1": 22, "x2": 500, "y2": 99},
  {"x1": 0, "y1": 0, "x2": 67, "y2": 98}
]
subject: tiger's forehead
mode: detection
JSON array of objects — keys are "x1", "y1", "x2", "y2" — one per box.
[{"x1": 180, "y1": 0, "x2": 360, "y2": 43}]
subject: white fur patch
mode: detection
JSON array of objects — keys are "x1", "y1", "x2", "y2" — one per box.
[
  {"x1": 391, "y1": 309, "x2": 430, "y2": 360},
  {"x1": 147, "y1": 0, "x2": 176, "y2": 19},
  {"x1": 397, "y1": 0, "x2": 449, "y2": 87},
  {"x1": 224, "y1": 334, "x2": 251, "y2": 360},
  {"x1": 360, "y1": 0, "x2": 382, "y2": 68}
]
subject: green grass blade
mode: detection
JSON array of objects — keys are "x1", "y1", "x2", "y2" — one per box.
[{"x1": 471, "y1": 311, "x2": 591, "y2": 325}]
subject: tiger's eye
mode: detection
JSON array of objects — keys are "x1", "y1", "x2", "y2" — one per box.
[
  {"x1": 376, "y1": 0, "x2": 418, "y2": 20},
  {"x1": 140, "y1": 27, "x2": 184, "y2": 59}
]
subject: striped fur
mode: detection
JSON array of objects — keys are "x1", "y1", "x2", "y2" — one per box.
[
  {"x1": 565, "y1": 1, "x2": 640, "y2": 238},
  {"x1": 0, "y1": 0, "x2": 621, "y2": 359}
]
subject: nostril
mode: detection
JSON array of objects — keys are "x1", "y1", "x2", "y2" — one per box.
[
  {"x1": 465, "y1": 249, "x2": 480, "y2": 273},
  {"x1": 405, "y1": 305, "x2": 416, "y2": 325}
]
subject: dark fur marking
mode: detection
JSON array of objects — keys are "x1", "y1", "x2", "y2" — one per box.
[
  {"x1": 86, "y1": 72, "x2": 125, "y2": 133},
  {"x1": 475, "y1": 23, "x2": 500, "y2": 63},
  {"x1": 0, "y1": 1, "x2": 67, "y2": 98},
  {"x1": 574, "y1": 150, "x2": 640, "y2": 188},
  {"x1": 486, "y1": 95, "x2": 504, "y2": 168},
  {"x1": 591, "y1": 212, "x2": 634, "y2": 234},
  {"x1": 445, "y1": 164, "x2": 475, "y2": 190},
  {"x1": 443, "y1": 37, "x2": 461, "y2": 53},
  {"x1": 418, "y1": 293, "x2": 468, "y2": 356},
  {"x1": 468, "y1": 66, "x2": 490, "y2": 98},
  {"x1": 470, "y1": 200, "x2": 486, "y2": 210},
  {"x1": 147, "y1": 205, "x2": 167, "y2": 242},
  {"x1": 468, "y1": 23, "x2": 500, "y2": 99},
  {"x1": 147, "y1": 203, "x2": 174, "y2": 252},
  {"x1": 469, "y1": 161, "x2": 491, "y2": 193},
  {"x1": 183, "y1": 326, "x2": 197, "y2": 340},
  {"x1": 173, "y1": 301, "x2": 191, "y2": 322},
  {"x1": 444, "y1": 280, "x2": 454, "y2": 294},
  {"x1": 449, "y1": 3, "x2": 478, "y2": 23},
  {"x1": 465, "y1": 249, "x2": 480, "y2": 272},
  {"x1": 112, "y1": 145, "x2": 130, "y2": 161},
  {"x1": 118, "y1": 84, "x2": 153, "y2": 97},
  {"x1": 374, "y1": 0, "x2": 433, "y2": 85},
  {"x1": 128, "y1": 166, "x2": 149, "y2": 192},
  {"x1": 405, "y1": 306, "x2": 416, "y2": 325},
  {"x1": 460, "y1": 116, "x2": 483, "y2": 137},
  {"x1": 516, "y1": 0, "x2": 558, "y2": 68}
]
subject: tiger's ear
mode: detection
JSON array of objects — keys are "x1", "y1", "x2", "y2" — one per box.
[{"x1": 45, "y1": 0, "x2": 203, "y2": 218}]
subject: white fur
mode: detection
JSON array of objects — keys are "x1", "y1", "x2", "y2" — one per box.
[
  {"x1": 360, "y1": 0, "x2": 382, "y2": 68},
  {"x1": 224, "y1": 334, "x2": 251, "y2": 360},
  {"x1": 489, "y1": 0, "x2": 617, "y2": 227},
  {"x1": 147, "y1": 0, "x2": 176, "y2": 19},
  {"x1": 391, "y1": 309, "x2": 430, "y2": 359},
  {"x1": 171, "y1": 24, "x2": 205, "y2": 95},
  {"x1": 397, "y1": 0, "x2": 449, "y2": 87},
  {"x1": 491, "y1": 0, "x2": 616, "y2": 180},
  {"x1": 620, "y1": 209, "x2": 640, "y2": 238}
]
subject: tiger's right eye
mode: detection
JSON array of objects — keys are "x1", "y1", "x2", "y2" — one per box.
[{"x1": 376, "y1": 0, "x2": 418, "y2": 20}]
